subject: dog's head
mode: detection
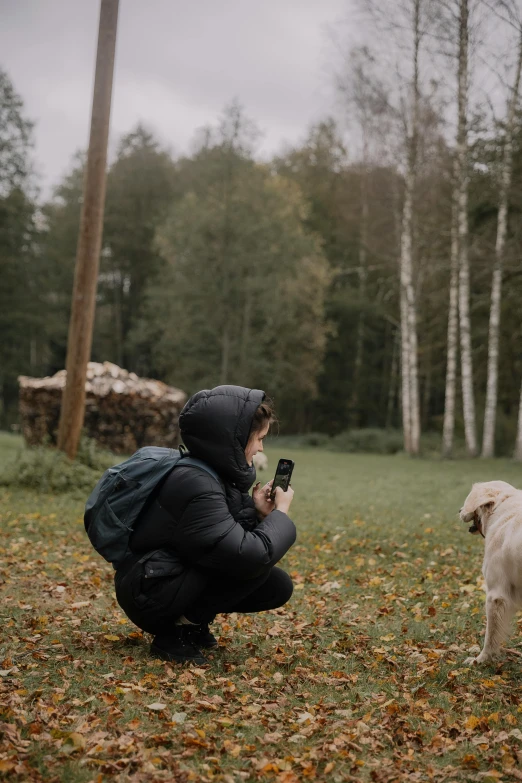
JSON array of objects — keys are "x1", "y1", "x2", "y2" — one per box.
[{"x1": 460, "y1": 480, "x2": 517, "y2": 534}]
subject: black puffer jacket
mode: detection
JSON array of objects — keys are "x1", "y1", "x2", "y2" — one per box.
[{"x1": 114, "y1": 386, "x2": 296, "y2": 632}]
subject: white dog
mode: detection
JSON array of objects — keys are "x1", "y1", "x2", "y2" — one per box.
[
  {"x1": 460, "y1": 480, "x2": 522, "y2": 664},
  {"x1": 253, "y1": 452, "x2": 268, "y2": 472}
]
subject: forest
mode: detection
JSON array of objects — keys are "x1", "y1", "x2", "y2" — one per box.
[{"x1": 2, "y1": 0, "x2": 522, "y2": 458}]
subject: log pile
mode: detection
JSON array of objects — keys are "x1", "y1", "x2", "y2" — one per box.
[{"x1": 19, "y1": 362, "x2": 187, "y2": 454}]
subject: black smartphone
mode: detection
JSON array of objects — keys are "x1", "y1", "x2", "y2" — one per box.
[{"x1": 270, "y1": 458, "x2": 295, "y2": 501}]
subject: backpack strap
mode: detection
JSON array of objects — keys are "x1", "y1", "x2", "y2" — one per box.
[{"x1": 177, "y1": 455, "x2": 222, "y2": 486}]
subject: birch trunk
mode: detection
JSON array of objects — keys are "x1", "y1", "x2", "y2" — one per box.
[
  {"x1": 400, "y1": 184, "x2": 421, "y2": 455},
  {"x1": 392, "y1": 162, "x2": 411, "y2": 445},
  {"x1": 482, "y1": 28, "x2": 522, "y2": 458},
  {"x1": 386, "y1": 329, "x2": 399, "y2": 429},
  {"x1": 514, "y1": 378, "x2": 522, "y2": 461},
  {"x1": 400, "y1": 274, "x2": 412, "y2": 452},
  {"x1": 407, "y1": 252, "x2": 421, "y2": 454},
  {"x1": 456, "y1": 0, "x2": 477, "y2": 457},
  {"x1": 350, "y1": 150, "x2": 369, "y2": 425},
  {"x1": 442, "y1": 194, "x2": 459, "y2": 457},
  {"x1": 399, "y1": 0, "x2": 421, "y2": 455}
]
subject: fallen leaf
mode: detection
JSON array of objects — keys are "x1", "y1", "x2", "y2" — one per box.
[
  {"x1": 264, "y1": 732, "x2": 283, "y2": 743},
  {"x1": 67, "y1": 732, "x2": 86, "y2": 749},
  {"x1": 320, "y1": 581, "x2": 341, "y2": 592},
  {"x1": 277, "y1": 773, "x2": 301, "y2": 783},
  {"x1": 296, "y1": 712, "x2": 314, "y2": 724},
  {"x1": 471, "y1": 735, "x2": 490, "y2": 747}
]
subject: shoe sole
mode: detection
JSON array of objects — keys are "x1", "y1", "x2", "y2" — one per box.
[{"x1": 150, "y1": 645, "x2": 207, "y2": 665}]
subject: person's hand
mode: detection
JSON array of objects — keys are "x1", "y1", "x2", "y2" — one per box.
[
  {"x1": 274, "y1": 485, "x2": 294, "y2": 515},
  {"x1": 253, "y1": 480, "x2": 275, "y2": 519}
]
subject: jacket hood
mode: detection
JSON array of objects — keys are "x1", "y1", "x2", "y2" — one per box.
[{"x1": 179, "y1": 385, "x2": 265, "y2": 491}]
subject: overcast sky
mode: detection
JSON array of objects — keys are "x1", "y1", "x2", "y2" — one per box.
[{"x1": 1, "y1": 0, "x2": 355, "y2": 198}]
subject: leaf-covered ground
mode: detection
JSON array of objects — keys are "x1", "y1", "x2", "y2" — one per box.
[{"x1": 1, "y1": 436, "x2": 522, "y2": 782}]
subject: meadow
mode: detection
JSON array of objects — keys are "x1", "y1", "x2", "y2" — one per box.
[{"x1": 1, "y1": 432, "x2": 521, "y2": 782}]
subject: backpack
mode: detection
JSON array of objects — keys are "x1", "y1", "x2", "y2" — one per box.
[{"x1": 84, "y1": 447, "x2": 220, "y2": 569}]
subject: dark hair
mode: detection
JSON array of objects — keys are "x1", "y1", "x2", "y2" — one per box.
[{"x1": 249, "y1": 397, "x2": 277, "y2": 437}]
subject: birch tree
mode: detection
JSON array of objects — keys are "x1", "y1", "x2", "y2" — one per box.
[
  {"x1": 455, "y1": 0, "x2": 478, "y2": 456},
  {"x1": 335, "y1": 46, "x2": 390, "y2": 426},
  {"x1": 482, "y1": 6, "x2": 522, "y2": 457},
  {"x1": 442, "y1": 191, "x2": 459, "y2": 456},
  {"x1": 356, "y1": 0, "x2": 431, "y2": 454},
  {"x1": 398, "y1": 0, "x2": 424, "y2": 455},
  {"x1": 515, "y1": 379, "x2": 522, "y2": 461}
]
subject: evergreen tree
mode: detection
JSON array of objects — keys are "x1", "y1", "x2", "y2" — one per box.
[
  {"x1": 0, "y1": 69, "x2": 38, "y2": 426},
  {"x1": 98, "y1": 126, "x2": 177, "y2": 367},
  {"x1": 132, "y1": 120, "x2": 330, "y2": 428}
]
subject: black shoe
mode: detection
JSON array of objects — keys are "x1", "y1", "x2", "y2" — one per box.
[
  {"x1": 150, "y1": 626, "x2": 207, "y2": 664},
  {"x1": 186, "y1": 623, "x2": 219, "y2": 649}
]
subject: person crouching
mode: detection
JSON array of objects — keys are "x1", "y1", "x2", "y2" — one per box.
[{"x1": 114, "y1": 385, "x2": 296, "y2": 664}]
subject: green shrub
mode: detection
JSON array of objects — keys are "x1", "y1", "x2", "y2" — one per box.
[
  {"x1": 0, "y1": 437, "x2": 117, "y2": 497},
  {"x1": 330, "y1": 428, "x2": 404, "y2": 455},
  {"x1": 420, "y1": 430, "x2": 463, "y2": 458},
  {"x1": 300, "y1": 432, "x2": 332, "y2": 448},
  {"x1": 75, "y1": 436, "x2": 119, "y2": 472},
  {"x1": 266, "y1": 432, "x2": 332, "y2": 449}
]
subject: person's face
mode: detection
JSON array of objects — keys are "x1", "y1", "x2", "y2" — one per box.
[{"x1": 245, "y1": 422, "x2": 270, "y2": 466}]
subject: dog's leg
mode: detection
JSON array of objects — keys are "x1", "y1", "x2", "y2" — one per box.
[{"x1": 465, "y1": 592, "x2": 513, "y2": 664}]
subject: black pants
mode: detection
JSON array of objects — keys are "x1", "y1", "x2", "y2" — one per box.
[
  {"x1": 115, "y1": 558, "x2": 293, "y2": 636},
  {"x1": 184, "y1": 566, "x2": 293, "y2": 626}
]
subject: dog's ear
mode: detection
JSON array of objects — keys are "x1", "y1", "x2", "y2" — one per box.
[{"x1": 460, "y1": 481, "x2": 515, "y2": 522}]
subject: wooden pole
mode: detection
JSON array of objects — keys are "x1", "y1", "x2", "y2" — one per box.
[{"x1": 57, "y1": 0, "x2": 119, "y2": 459}]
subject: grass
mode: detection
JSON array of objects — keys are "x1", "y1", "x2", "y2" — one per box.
[{"x1": 1, "y1": 434, "x2": 522, "y2": 782}]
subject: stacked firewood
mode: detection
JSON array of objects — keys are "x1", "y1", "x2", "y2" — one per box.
[{"x1": 18, "y1": 362, "x2": 187, "y2": 454}]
